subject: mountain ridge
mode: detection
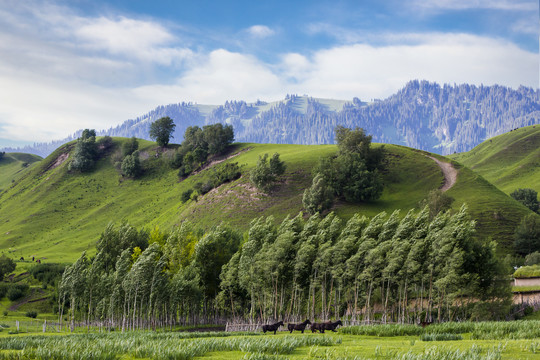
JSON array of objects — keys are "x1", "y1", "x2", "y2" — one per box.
[{"x1": 2, "y1": 80, "x2": 539, "y2": 157}]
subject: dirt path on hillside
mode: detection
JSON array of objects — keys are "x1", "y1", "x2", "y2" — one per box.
[{"x1": 427, "y1": 156, "x2": 458, "y2": 192}]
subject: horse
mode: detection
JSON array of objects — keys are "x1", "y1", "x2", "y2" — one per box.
[
  {"x1": 419, "y1": 320, "x2": 433, "y2": 328},
  {"x1": 311, "y1": 322, "x2": 323, "y2": 333},
  {"x1": 288, "y1": 319, "x2": 311, "y2": 333},
  {"x1": 322, "y1": 320, "x2": 342, "y2": 332},
  {"x1": 262, "y1": 321, "x2": 284, "y2": 334}
]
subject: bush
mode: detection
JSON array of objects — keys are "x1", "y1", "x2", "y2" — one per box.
[
  {"x1": 7, "y1": 284, "x2": 29, "y2": 301},
  {"x1": 250, "y1": 153, "x2": 286, "y2": 192},
  {"x1": 181, "y1": 189, "x2": 193, "y2": 203},
  {"x1": 29, "y1": 263, "x2": 66, "y2": 287},
  {"x1": 2, "y1": 310, "x2": 7, "y2": 317},
  {"x1": 25, "y1": 311, "x2": 37, "y2": 318},
  {"x1": 511, "y1": 188, "x2": 539, "y2": 213},
  {"x1": 121, "y1": 151, "x2": 142, "y2": 178},
  {"x1": 514, "y1": 214, "x2": 540, "y2": 255},
  {"x1": 122, "y1": 137, "x2": 139, "y2": 157},
  {"x1": 303, "y1": 173, "x2": 334, "y2": 214},
  {"x1": 524, "y1": 251, "x2": 540, "y2": 266}
]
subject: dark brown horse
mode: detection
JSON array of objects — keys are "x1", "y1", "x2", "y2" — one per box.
[
  {"x1": 288, "y1": 319, "x2": 311, "y2": 333},
  {"x1": 312, "y1": 320, "x2": 343, "y2": 333},
  {"x1": 262, "y1": 321, "x2": 284, "y2": 334}
]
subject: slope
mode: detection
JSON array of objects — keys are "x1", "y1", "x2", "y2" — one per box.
[
  {"x1": 0, "y1": 153, "x2": 42, "y2": 193},
  {"x1": 450, "y1": 125, "x2": 540, "y2": 194},
  {"x1": 0, "y1": 138, "x2": 531, "y2": 262}
]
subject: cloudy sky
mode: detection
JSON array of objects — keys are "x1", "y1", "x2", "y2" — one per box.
[{"x1": 0, "y1": 0, "x2": 538, "y2": 147}]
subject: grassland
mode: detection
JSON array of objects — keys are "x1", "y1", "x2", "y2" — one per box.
[
  {"x1": 0, "y1": 322, "x2": 538, "y2": 359},
  {"x1": 450, "y1": 125, "x2": 540, "y2": 194},
  {"x1": 0, "y1": 137, "x2": 532, "y2": 262},
  {"x1": 0, "y1": 153, "x2": 41, "y2": 193}
]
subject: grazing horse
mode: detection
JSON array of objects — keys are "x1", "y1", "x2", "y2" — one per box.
[
  {"x1": 419, "y1": 320, "x2": 433, "y2": 328},
  {"x1": 288, "y1": 319, "x2": 311, "y2": 333},
  {"x1": 262, "y1": 321, "x2": 284, "y2": 334}
]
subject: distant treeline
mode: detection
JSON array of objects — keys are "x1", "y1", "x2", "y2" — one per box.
[
  {"x1": 58, "y1": 205, "x2": 510, "y2": 331},
  {"x1": 4, "y1": 81, "x2": 539, "y2": 157}
]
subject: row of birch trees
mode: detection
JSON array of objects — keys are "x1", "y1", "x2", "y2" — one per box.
[{"x1": 59, "y1": 205, "x2": 510, "y2": 330}]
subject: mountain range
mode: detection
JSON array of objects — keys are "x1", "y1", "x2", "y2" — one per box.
[{"x1": 3, "y1": 80, "x2": 539, "y2": 157}]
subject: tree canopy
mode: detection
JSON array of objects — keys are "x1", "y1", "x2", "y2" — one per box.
[
  {"x1": 149, "y1": 117, "x2": 176, "y2": 147},
  {"x1": 511, "y1": 188, "x2": 539, "y2": 213}
]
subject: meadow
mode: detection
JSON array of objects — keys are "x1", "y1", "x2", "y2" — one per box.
[{"x1": 0, "y1": 322, "x2": 538, "y2": 359}]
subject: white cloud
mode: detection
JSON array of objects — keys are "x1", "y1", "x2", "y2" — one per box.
[
  {"x1": 0, "y1": 1, "x2": 537, "y2": 146},
  {"x1": 247, "y1": 25, "x2": 275, "y2": 38}
]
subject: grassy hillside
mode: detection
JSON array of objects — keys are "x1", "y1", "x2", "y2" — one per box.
[
  {"x1": 0, "y1": 138, "x2": 532, "y2": 262},
  {"x1": 450, "y1": 125, "x2": 540, "y2": 194},
  {"x1": 0, "y1": 153, "x2": 42, "y2": 192}
]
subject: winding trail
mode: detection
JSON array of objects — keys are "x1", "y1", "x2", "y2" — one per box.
[{"x1": 427, "y1": 156, "x2": 458, "y2": 192}]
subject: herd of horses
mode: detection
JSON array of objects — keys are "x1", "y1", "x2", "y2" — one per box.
[{"x1": 262, "y1": 320, "x2": 343, "y2": 335}]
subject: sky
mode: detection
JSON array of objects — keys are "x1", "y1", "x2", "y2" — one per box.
[{"x1": 0, "y1": 0, "x2": 538, "y2": 147}]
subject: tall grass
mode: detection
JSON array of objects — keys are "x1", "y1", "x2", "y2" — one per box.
[
  {"x1": 341, "y1": 321, "x2": 539, "y2": 339},
  {"x1": 0, "y1": 332, "x2": 341, "y2": 360}
]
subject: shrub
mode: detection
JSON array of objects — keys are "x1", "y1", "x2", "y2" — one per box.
[
  {"x1": 121, "y1": 151, "x2": 142, "y2": 178},
  {"x1": 514, "y1": 214, "x2": 540, "y2": 255},
  {"x1": 7, "y1": 284, "x2": 29, "y2": 301},
  {"x1": 29, "y1": 263, "x2": 66, "y2": 287},
  {"x1": 511, "y1": 188, "x2": 539, "y2": 213},
  {"x1": 303, "y1": 173, "x2": 334, "y2": 214},
  {"x1": 525, "y1": 252, "x2": 540, "y2": 266},
  {"x1": 181, "y1": 189, "x2": 193, "y2": 203},
  {"x1": 25, "y1": 311, "x2": 37, "y2": 318},
  {"x1": 122, "y1": 137, "x2": 139, "y2": 157},
  {"x1": 250, "y1": 153, "x2": 286, "y2": 192}
]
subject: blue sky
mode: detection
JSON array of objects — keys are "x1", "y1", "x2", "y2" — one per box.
[{"x1": 0, "y1": 0, "x2": 538, "y2": 147}]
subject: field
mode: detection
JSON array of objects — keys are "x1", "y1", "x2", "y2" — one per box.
[
  {"x1": 0, "y1": 137, "x2": 532, "y2": 262},
  {"x1": 0, "y1": 153, "x2": 41, "y2": 193},
  {"x1": 0, "y1": 322, "x2": 538, "y2": 359},
  {"x1": 450, "y1": 125, "x2": 540, "y2": 194}
]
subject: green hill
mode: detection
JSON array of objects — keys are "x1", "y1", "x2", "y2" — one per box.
[
  {"x1": 0, "y1": 138, "x2": 532, "y2": 262},
  {"x1": 450, "y1": 125, "x2": 540, "y2": 194},
  {"x1": 0, "y1": 152, "x2": 42, "y2": 192}
]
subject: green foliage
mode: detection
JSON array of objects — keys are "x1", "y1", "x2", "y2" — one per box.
[
  {"x1": 149, "y1": 116, "x2": 176, "y2": 147},
  {"x1": 524, "y1": 251, "x2": 540, "y2": 266},
  {"x1": 511, "y1": 188, "x2": 539, "y2": 213},
  {"x1": 420, "y1": 189, "x2": 455, "y2": 218},
  {"x1": 315, "y1": 127, "x2": 384, "y2": 203},
  {"x1": 420, "y1": 333, "x2": 463, "y2": 341},
  {"x1": 0, "y1": 152, "x2": 4, "y2": 161},
  {"x1": 0, "y1": 255, "x2": 15, "y2": 280},
  {"x1": 181, "y1": 189, "x2": 193, "y2": 203},
  {"x1": 29, "y1": 263, "x2": 66, "y2": 286},
  {"x1": 203, "y1": 123, "x2": 235, "y2": 155},
  {"x1": 302, "y1": 173, "x2": 334, "y2": 214},
  {"x1": 122, "y1": 137, "x2": 139, "y2": 157},
  {"x1": 25, "y1": 311, "x2": 37, "y2": 318},
  {"x1": 7, "y1": 284, "x2": 29, "y2": 301},
  {"x1": 121, "y1": 150, "x2": 142, "y2": 178},
  {"x1": 250, "y1": 153, "x2": 286, "y2": 192},
  {"x1": 69, "y1": 132, "x2": 98, "y2": 172},
  {"x1": 97, "y1": 136, "x2": 114, "y2": 153},
  {"x1": 514, "y1": 214, "x2": 540, "y2": 255},
  {"x1": 514, "y1": 265, "x2": 540, "y2": 278}
]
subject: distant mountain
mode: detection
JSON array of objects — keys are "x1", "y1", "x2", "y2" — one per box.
[{"x1": 4, "y1": 80, "x2": 539, "y2": 157}]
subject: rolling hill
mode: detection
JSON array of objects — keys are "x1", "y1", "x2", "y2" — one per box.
[
  {"x1": 0, "y1": 137, "x2": 533, "y2": 262},
  {"x1": 0, "y1": 152, "x2": 42, "y2": 193},
  {"x1": 450, "y1": 125, "x2": 540, "y2": 194}
]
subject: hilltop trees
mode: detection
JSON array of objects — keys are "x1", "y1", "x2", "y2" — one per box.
[
  {"x1": 306, "y1": 126, "x2": 384, "y2": 213},
  {"x1": 250, "y1": 153, "x2": 286, "y2": 192},
  {"x1": 173, "y1": 123, "x2": 235, "y2": 177},
  {"x1": 511, "y1": 188, "x2": 539, "y2": 213},
  {"x1": 149, "y1": 117, "x2": 176, "y2": 147},
  {"x1": 69, "y1": 129, "x2": 98, "y2": 172}
]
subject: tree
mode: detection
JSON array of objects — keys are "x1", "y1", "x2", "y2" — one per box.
[
  {"x1": 511, "y1": 188, "x2": 539, "y2": 213},
  {"x1": 121, "y1": 151, "x2": 142, "y2": 178},
  {"x1": 420, "y1": 189, "x2": 455, "y2": 218},
  {"x1": 0, "y1": 152, "x2": 5, "y2": 161},
  {"x1": 149, "y1": 117, "x2": 176, "y2": 147},
  {"x1": 303, "y1": 173, "x2": 334, "y2": 214},
  {"x1": 250, "y1": 153, "x2": 286, "y2": 192},
  {"x1": 514, "y1": 214, "x2": 540, "y2": 255},
  {"x1": 122, "y1": 137, "x2": 139, "y2": 157},
  {"x1": 0, "y1": 256, "x2": 15, "y2": 280},
  {"x1": 202, "y1": 123, "x2": 234, "y2": 155},
  {"x1": 69, "y1": 131, "x2": 98, "y2": 172},
  {"x1": 524, "y1": 252, "x2": 540, "y2": 266}
]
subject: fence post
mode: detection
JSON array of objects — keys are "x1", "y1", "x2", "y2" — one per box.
[
  {"x1": 225, "y1": 322, "x2": 228, "y2": 332},
  {"x1": 43, "y1": 320, "x2": 46, "y2": 333},
  {"x1": 16, "y1": 320, "x2": 19, "y2": 332}
]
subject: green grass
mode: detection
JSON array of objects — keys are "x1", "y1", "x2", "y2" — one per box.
[
  {"x1": 514, "y1": 265, "x2": 540, "y2": 279},
  {"x1": 0, "y1": 326, "x2": 538, "y2": 359},
  {"x1": 450, "y1": 125, "x2": 540, "y2": 194},
  {"x1": 0, "y1": 138, "x2": 532, "y2": 262},
  {"x1": 0, "y1": 153, "x2": 41, "y2": 194}
]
